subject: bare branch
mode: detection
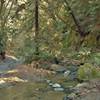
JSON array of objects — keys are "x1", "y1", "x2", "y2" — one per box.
[{"x1": 64, "y1": 0, "x2": 84, "y2": 37}]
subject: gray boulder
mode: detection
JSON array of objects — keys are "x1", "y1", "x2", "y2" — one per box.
[{"x1": 0, "y1": 55, "x2": 22, "y2": 71}]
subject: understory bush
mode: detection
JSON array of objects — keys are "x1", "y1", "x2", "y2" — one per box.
[{"x1": 78, "y1": 63, "x2": 100, "y2": 81}]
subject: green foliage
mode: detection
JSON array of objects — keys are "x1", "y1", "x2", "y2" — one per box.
[
  {"x1": 0, "y1": 0, "x2": 99, "y2": 65},
  {"x1": 77, "y1": 47, "x2": 91, "y2": 63},
  {"x1": 81, "y1": 52, "x2": 100, "y2": 66},
  {"x1": 78, "y1": 63, "x2": 100, "y2": 80},
  {"x1": 91, "y1": 53, "x2": 100, "y2": 65},
  {"x1": 38, "y1": 52, "x2": 53, "y2": 61},
  {"x1": 15, "y1": 36, "x2": 36, "y2": 63}
]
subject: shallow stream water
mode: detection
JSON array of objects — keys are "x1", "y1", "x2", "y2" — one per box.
[
  {"x1": 0, "y1": 72, "x2": 78, "y2": 100},
  {"x1": 0, "y1": 82, "x2": 67, "y2": 100}
]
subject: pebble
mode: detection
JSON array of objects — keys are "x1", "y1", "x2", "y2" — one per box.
[{"x1": 52, "y1": 83, "x2": 61, "y2": 88}]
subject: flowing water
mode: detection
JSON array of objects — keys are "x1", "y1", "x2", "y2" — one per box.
[
  {"x1": 0, "y1": 60, "x2": 77, "y2": 100},
  {"x1": 0, "y1": 72, "x2": 78, "y2": 100}
]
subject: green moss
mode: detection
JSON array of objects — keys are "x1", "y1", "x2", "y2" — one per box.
[{"x1": 78, "y1": 63, "x2": 100, "y2": 80}]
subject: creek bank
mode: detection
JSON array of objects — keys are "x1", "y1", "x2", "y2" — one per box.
[
  {"x1": 63, "y1": 79, "x2": 100, "y2": 100},
  {"x1": 0, "y1": 58, "x2": 100, "y2": 100}
]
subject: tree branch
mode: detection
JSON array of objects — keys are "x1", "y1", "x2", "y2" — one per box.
[{"x1": 64, "y1": 0, "x2": 85, "y2": 37}]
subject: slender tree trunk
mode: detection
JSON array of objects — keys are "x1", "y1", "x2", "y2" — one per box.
[
  {"x1": 34, "y1": 0, "x2": 39, "y2": 56},
  {"x1": 0, "y1": 0, "x2": 5, "y2": 60},
  {"x1": 0, "y1": 0, "x2": 14, "y2": 60}
]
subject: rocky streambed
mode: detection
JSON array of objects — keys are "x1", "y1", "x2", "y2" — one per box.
[
  {"x1": 0, "y1": 76, "x2": 100, "y2": 100},
  {"x1": 0, "y1": 58, "x2": 100, "y2": 100}
]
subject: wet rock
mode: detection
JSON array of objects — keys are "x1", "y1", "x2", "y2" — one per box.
[
  {"x1": 68, "y1": 93, "x2": 77, "y2": 100},
  {"x1": 63, "y1": 96, "x2": 73, "y2": 100},
  {"x1": 76, "y1": 92, "x2": 100, "y2": 100},
  {"x1": 64, "y1": 87, "x2": 73, "y2": 94},
  {"x1": 72, "y1": 83, "x2": 89, "y2": 95},
  {"x1": 48, "y1": 82, "x2": 65, "y2": 92},
  {"x1": 64, "y1": 70, "x2": 71, "y2": 77},
  {"x1": 46, "y1": 79, "x2": 52, "y2": 83},
  {"x1": 62, "y1": 66, "x2": 78, "y2": 80},
  {"x1": 69, "y1": 72, "x2": 78, "y2": 80},
  {"x1": 54, "y1": 87, "x2": 64, "y2": 92},
  {"x1": 75, "y1": 83, "x2": 89, "y2": 89},
  {"x1": 49, "y1": 83, "x2": 53, "y2": 86},
  {"x1": 67, "y1": 66, "x2": 78, "y2": 72},
  {"x1": 50, "y1": 64, "x2": 66, "y2": 73},
  {"x1": 52, "y1": 83, "x2": 61, "y2": 88}
]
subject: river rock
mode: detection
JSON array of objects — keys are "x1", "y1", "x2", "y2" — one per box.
[
  {"x1": 72, "y1": 79, "x2": 100, "y2": 100},
  {"x1": 0, "y1": 55, "x2": 22, "y2": 71},
  {"x1": 68, "y1": 93, "x2": 77, "y2": 100},
  {"x1": 64, "y1": 87, "x2": 73, "y2": 94},
  {"x1": 75, "y1": 83, "x2": 89, "y2": 89},
  {"x1": 64, "y1": 70, "x2": 71, "y2": 77},
  {"x1": 46, "y1": 79, "x2": 51, "y2": 83},
  {"x1": 49, "y1": 83, "x2": 53, "y2": 86},
  {"x1": 50, "y1": 64, "x2": 66, "y2": 73},
  {"x1": 54, "y1": 87, "x2": 64, "y2": 92},
  {"x1": 63, "y1": 96, "x2": 73, "y2": 100},
  {"x1": 69, "y1": 71, "x2": 78, "y2": 80},
  {"x1": 52, "y1": 83, "x2": 61, "y2": 88},
  {"x1": 67, "y1": 66, "x2": 78, "y2": 72},
  {"x1": 76, "y1": 92, "x2": 100, "y2": 100}
]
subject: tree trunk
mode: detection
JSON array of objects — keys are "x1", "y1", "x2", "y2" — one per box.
[{"x1": 34, "y1": 0, "x2": 39, "y2": 56}]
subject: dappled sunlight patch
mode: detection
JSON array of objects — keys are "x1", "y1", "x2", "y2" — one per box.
[
  {"x1": 0, "y1": 77, "x2": 28, "y2": 83},
  {"x1": 0, "y1": 69, "x2": 19, "y2": 78},
  {"x1": 7, "y1": 70, "x2": 18, "y2": 74},
  {"x1": 0, "y1": 69, "x2": 19, "y2": 75},
  {"x1": 0, "y1": 80, "x2": 6, "y2": 84}
]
